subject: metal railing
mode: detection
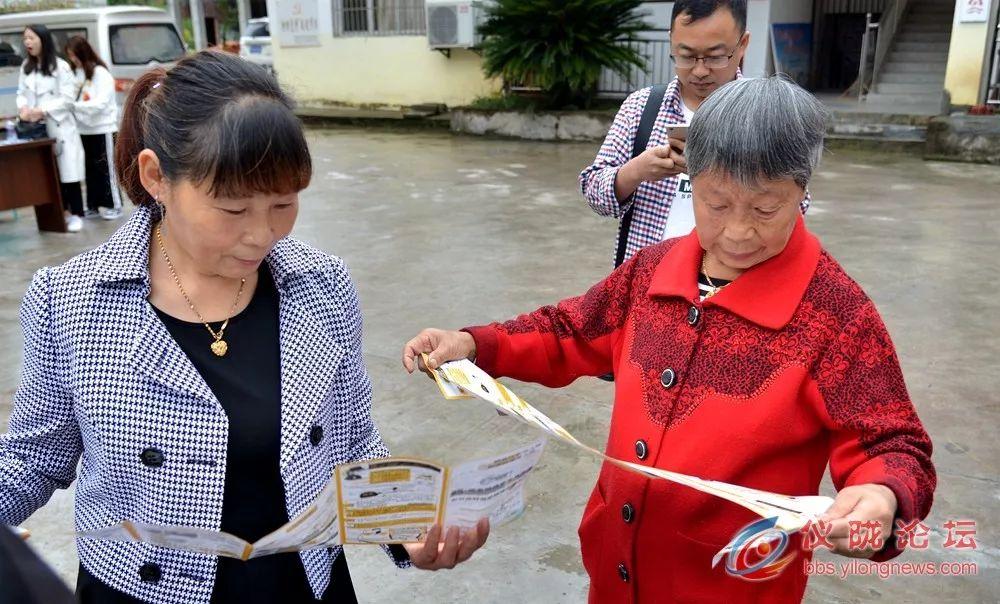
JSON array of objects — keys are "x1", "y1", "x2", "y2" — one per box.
[
  {"x1": 334, "y1": 0, "x2": 427, "y2": 37},
  {"x1": 857, "y1": 12, "x2": 879, "y2": 100},
  {"x1": 988, "y1": 22, "x2": 1000, "y2": 105},
  {"x1": 596, "y1": 38, "x2": 674, "y2": 98},
  {"x1": 818, "y1": 0, "x2": 887, "y2": 12},
  {"x1": 869, "y1": 0, "x2": 910, "y2": 93}
]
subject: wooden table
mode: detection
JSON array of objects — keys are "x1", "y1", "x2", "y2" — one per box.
[{"x1": 0, "y1": 138, "x2": 67, "y2": 233}]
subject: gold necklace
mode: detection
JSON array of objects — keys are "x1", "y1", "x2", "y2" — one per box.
[
  {"x1": 155, "y1": 224, "x2": 246, "y2": 357},
  {"x1": 701, "y1": 252, "x2": 729, "y2": 299}
]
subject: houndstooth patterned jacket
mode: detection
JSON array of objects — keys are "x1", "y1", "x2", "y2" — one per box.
[{"x1": 0, "y1": 205, "x2": 408, "y2": 603}]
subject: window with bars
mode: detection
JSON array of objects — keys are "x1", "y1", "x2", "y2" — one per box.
[{"x1": 335, "y1": 0, "x2": 427, "y2": 36}]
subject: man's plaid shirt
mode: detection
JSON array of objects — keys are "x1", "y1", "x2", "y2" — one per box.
[{"x1": 579, "y1": 75, "x2": 811, "y2": 265}]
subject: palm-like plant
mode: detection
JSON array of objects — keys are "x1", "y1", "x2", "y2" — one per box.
[{"x1": 479, "y1": 0, "x2": 651, "y2": 109}]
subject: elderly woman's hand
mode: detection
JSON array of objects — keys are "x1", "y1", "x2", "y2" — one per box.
[
  {"x1": 403, "y1": 519, "x2": 490, "y2": 570},
  {"x1": 402, "y1": 328, "x2": 477, "y2": 374},
  {"x1": 820, "y1": 484, "x2": 898, "y2": 558}
]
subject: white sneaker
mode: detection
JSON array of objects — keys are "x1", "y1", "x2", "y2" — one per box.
[
  {"x1": 99, "y1": 207, "x2": 123, "y2": 221},
  {"x1": 66, "y1": 215, "x2": 83, "y2": 233}
]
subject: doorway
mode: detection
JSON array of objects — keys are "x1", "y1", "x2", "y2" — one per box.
[{"x1": 814, "y1": 12, "x2": 878, "y2": 92}]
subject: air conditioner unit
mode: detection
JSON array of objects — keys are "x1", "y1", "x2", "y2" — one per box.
[{"x1": 426, "y1": 0, "x2": 482, "y2": 50}]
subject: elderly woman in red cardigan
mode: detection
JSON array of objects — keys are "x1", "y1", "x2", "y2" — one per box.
[{"x1": 402, "y1": 76, "x2": 935, "y2": 603}]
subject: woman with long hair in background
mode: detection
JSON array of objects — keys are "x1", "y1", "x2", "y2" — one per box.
[
  {"x1": 16, "y1": 24, "x2": 86, "y2": 232},
  {"x1": 66, "y1": 35, "x2": 123, "y2": 221}
]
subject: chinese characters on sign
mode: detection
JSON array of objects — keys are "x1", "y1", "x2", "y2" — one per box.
[
  {"x1": 959, "y1": 0, "x2": 992, "y2": 23},
  {"x1": 277, "y1": 0, "x2": 323, "y2": 47}
]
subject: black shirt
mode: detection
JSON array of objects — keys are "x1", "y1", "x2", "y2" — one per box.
[
  {"x1": 77, "y1": 266, "x2": 355, "y2": 603},
  {"x1": 697, "y1": 271, "x2": 733, "y2": 301}
]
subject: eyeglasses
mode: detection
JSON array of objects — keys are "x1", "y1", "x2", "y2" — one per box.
[{"x1": 670, "y1": 41, "x2": 742, "y2": 70}]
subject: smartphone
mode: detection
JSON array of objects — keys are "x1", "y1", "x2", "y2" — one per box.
[{"x1": 666, "y1": 123, "x2": 689, "y2": 141}]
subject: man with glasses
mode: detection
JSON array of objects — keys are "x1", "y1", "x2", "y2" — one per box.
[{"x1": 581, "y1": 0, "x2": 811, "y2": 267}]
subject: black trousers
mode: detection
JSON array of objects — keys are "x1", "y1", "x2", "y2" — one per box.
[
  {"x1": 80, "y1": 132, "x2": 122, "y2": 212},
  {"x1": 75, "y1": 551, "x2": 358, "y2": 603},
  {"x1": 59, "y1": 181, "x2": 83, "y2": 217}
]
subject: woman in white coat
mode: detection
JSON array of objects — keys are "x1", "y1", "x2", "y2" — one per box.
[
  {"x1": 66, "y1": 35, "x2": 123, "y2": 221},
  {"x1": 16, "y1": 24, "x2": 86, "y2": 232}
]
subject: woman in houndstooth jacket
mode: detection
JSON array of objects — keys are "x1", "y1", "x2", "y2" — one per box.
[{"x1": 0, "y1": 51, "x2": 487, "y2": 604}]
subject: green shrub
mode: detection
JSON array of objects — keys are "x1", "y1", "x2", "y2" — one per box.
[
  {"x1": 479, "y1": 0, "x2": 650, "y2": 109},
  {"x1": 467, "y1": 94, "x2": 540, "y2": 112}
]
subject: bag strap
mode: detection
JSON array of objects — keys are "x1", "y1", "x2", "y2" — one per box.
[{"x1": 614, "y1": 84, "x2": 669, "y2": 268}]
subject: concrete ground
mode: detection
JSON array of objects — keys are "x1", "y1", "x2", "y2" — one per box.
[{"x1": 1, "y1": 127, "x2": 997, "y2": 603}]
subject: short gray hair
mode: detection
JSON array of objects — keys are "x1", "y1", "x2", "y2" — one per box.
[{"x1": 686, "y1": 76, "x2": 830, "y2": 189}]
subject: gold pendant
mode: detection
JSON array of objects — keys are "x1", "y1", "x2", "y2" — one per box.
[{"x1": 211, "y1": 339, "x2": 228, "y2": 357}]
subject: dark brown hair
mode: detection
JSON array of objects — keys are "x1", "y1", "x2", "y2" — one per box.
[
  {"x1": 64, "y1": 35, "x2": 107, "y2": 80},
  {"x1": 115, "y1": 50, "x2": 312, "y2": 206},
  {"x1": 22, "y1": 25, "x2": 57, "y2": 77}
]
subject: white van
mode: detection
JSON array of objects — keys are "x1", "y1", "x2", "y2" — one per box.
[{"x1": 0, "y1": 6, "x2": 186, "y2": 117}]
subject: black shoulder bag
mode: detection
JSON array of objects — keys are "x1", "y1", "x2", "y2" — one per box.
[
  {"x1": 613, "y1": 84, "x2": 669, "y2": 268},
  {"x1": 15, "y1": 73, "x2": 49, "y2": 140},
  {"x1": 599, "y1": 85, "x2": 669, "y2": 383}
]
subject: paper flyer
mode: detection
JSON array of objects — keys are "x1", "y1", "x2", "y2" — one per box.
[
  {"x1": 424, "y1": 355, "x2": 833, "y2": 532},
  {"x1": 78, "y1": 439, "x2": 546, "y2": 559}
]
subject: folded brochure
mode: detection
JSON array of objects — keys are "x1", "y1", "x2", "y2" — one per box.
[
  {"x1": 78, "y1": 438, "x2": 545, "y2": 560},
  {"x1": 424, "y1": 354, "x2": 833, "y2": 532}
]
